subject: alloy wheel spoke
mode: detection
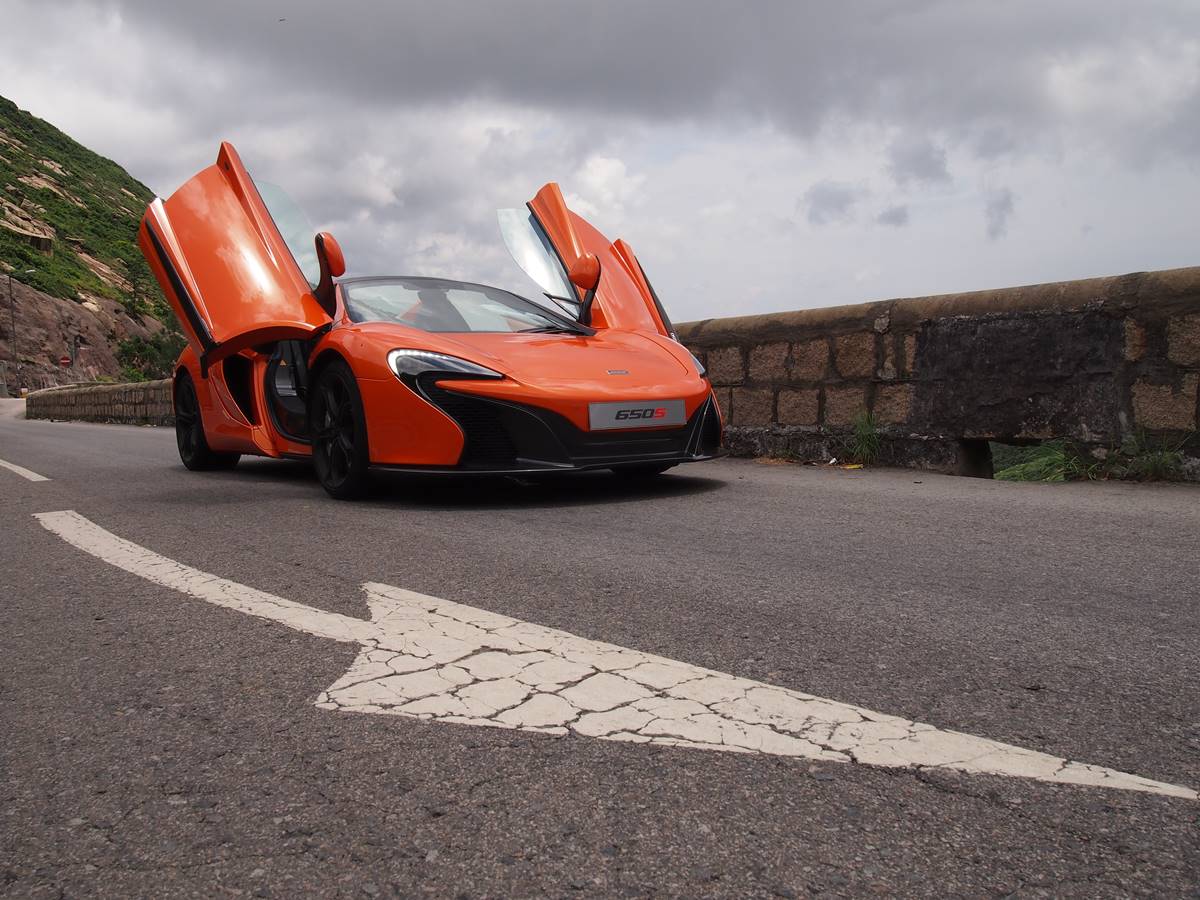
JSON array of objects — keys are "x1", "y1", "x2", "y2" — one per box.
[
  {"x1": 323, "y1": 387, "x2": 341, "y2": 421},
  {"x1": 330, "y1": 442, "x2": 348, "y2": 480}
]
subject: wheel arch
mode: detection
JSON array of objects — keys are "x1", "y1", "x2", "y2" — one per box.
[
  {"x1": 172, "y1": 345, "x2": 201, "y2": 395},
  {"x1": 308, "y1": 346, "x2": 352, "y2": 383}
]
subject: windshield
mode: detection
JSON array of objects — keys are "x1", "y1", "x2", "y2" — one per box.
[
  {"x1": 256, "y1": 180, "x2": 321, "y2": 289},
  {"x1": 342, "y1": 277, "x2": 583, "y2": 334},
  {"x1": 496, "y1": 207, "x2": 578, "y2": 316}
]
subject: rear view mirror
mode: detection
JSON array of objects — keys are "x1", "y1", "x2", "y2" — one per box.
[
  {"x1": 568, "y1": 252, "x2": 600, "y2": 291},
  {"x1": 314, "y1": 231, "x2": 345, "y2": 314},
  {"x1": 317, "y1": 232, "x2": 345, "y2": 278},
  {"x1": 568, "y1": 252, "x2": 601, "y2": 325}
]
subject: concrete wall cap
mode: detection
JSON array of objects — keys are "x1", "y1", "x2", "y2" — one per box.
[{"x1": 677, "y1": 266, "x2": 1200, "y2": 346}]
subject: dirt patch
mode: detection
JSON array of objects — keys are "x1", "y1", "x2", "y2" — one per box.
[
  {"x1": 17, "y1": 173, "x2": 84, "y2": 207},
  {"x1": 0, "y1": 197, "x2": 54, "y2": 250},
  {"x1": 17, "y1": 173, "x2": 64, "y2": 197},
  {"x1": 76, "y1": 250, "x2": 131, "y2": 292},
  {"x1": 0, "y1": 129, "x2": 26, "y2": 151},
  {"x1": 39, "y1": 158, "x2": 68, "y2": 177}
]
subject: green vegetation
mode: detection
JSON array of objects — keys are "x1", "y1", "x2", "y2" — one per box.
[
  {"x1": 0, "y1": 94, "x2": 173, "y2": 324},
  {"x1": 992, "y1": 433, "x2": 1192, "y2": 483},
  {"x1": 843, "y1": 411, "x2": 881, "y2": 465},
  {"x1": 116, "y1": 332, "x2": 186, "y2": 382},
  {"x1": 992, "y1": 441, "x2": 1094, "y2": 482},
  {"x1": 1106, "y1": 432, "x2": 1188, "y2": 481}
]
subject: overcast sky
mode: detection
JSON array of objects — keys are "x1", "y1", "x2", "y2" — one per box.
[{"x1": 2, "y1": 1, "x2": 1197, "y2": 321}]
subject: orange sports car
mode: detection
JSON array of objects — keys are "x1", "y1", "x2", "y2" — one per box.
[{"x1": 138, "y1": 143, "x2": 722, "y2": 498}]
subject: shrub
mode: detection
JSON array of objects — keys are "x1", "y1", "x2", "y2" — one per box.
[
  {"x1": 844, "y1": 411, "x2": 881, "y2": 465},
  {"x1": 116, "y1": 331, "x2": 185, "y2": 382},
  {"x1": 993, "y1": 441, "x2": 1094, "y2": 482}
]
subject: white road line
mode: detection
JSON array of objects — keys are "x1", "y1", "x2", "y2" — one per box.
[
  {"x1": 34, "y1": 509, "x2": 1197, "y2": 801},
  {"x1": 0, "y1": 457, "x2": 50, "y2": 482}
]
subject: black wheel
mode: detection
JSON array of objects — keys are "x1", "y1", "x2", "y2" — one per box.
[
  {"x1": 310, "y1": 359, "x2": 371, "y2": 500},
  {"x1": 611, "y1": 463, "x2": 676, "y2": 479},
  {"x1": 174, "y1": 372, "x2": 240, "y2": 471}
]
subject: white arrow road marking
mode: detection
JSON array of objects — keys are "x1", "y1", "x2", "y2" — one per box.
[
  {"x1": 34, "y1": 509, "x2": 1196, "y2": 801},
  {"x1": 1, "y1": 457, "x2": 49, "y2": 481}
]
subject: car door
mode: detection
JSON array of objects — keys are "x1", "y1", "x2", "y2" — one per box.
[
  {"x1": 137, "y1": 142, "x2": 332, "y2": 376},
  {"x1": 499, "y1": 183, "x2": 676, "y2": 336}
]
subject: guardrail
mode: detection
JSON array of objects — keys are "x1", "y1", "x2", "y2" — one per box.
[
  {"x1": 678, "y1": 266, "x2": 1200, "y2": 475},
  {"x1": 25, "y1": 379, "x2": 173, "y2": 426}
]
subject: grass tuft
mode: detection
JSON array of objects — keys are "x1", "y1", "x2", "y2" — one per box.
[
  {"x1": 844, "y1": 411, "x2": 881, "y2": 465},
  {"x1": 993, "y1": 441, "x2": 1094, "y2": 482},
  {"x1": 1107, "y1": 432, "x2": 1187, "y2": 482},
  {"x1": 993, "y1": 432, "x2": 1192, "y2": 483}
]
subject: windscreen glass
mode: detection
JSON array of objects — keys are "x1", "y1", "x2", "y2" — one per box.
[
  {"x1": 343, "y1": 277, "x2": 579, "y2": 333},
  {"x1": 256, "y1": 180, "x2": 321, "y2": 289},
  {"x1": 496, "y1": 208, "x2": 578, "y2": 316}
]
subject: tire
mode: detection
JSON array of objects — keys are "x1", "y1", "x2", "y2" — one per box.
[
  {"x1": 174, "y1": 371, "x2": 240, "y2": 471},
  {"x1": 309, "y1": 358, "x2": 371, "y2": 500},
  {"x1": 611, "y1": 463, "x2": 676, "y2": 479}
]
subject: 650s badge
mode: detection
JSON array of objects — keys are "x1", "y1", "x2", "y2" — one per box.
[{"x1": 589, "y1": 399, "x2": 687, "y2": 430}]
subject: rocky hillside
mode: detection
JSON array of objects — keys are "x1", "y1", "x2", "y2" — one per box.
[{"x1": 0, "y1": 94, "x2": 179, "y2": 392}]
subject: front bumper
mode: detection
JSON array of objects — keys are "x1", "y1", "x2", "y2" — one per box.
[{"x1": 379, "y1": 377, "x2": 723, "y2": 474}]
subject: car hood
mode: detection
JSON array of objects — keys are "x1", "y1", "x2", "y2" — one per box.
[
  {"x1": 380, "y1": 326, "x2": 691, "y2": 387},
  {"x1": 457, "y1": 329, "x2": 686, "y2": 377}
]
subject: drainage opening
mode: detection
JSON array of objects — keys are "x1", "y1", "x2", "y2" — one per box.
[
  {"x1": 988, "y1": 440, "x2": 1080, "y2": 482},
  {"x1": 958, "y1": 439, "x2": 993, "y2": 478}
]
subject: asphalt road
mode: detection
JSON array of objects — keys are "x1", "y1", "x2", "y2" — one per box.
[{"x1": 1, "y1": 399, "x2": 1197, "y2": 898}]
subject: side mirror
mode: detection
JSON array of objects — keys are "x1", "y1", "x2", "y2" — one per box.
[
  {"x1": 314, "y1": 231, "x2": 345, "y2": 314},
  {"x1": 568, "y1": 252, "x2": 601, "y2": 325},
  {"x1": 567, "y1": 252, "x2": 600, "y2": 291}
]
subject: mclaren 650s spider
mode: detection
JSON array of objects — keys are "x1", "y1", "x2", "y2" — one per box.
[{"x1": 138, "y1": 143, "x2": 723, "y2": 499}]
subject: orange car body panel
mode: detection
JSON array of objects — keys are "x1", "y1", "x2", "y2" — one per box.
[
  {"x1": 174, "y1": 345, "x2": 311, "y2": 459},
  {"x1": 529, "y1": 185, "x2": 668, "y2": 336},
  {"x1": 138, "y1": 142, "x2": 331, "y2": 370},
  {"x1": 149, "y1": 144, "x2": 722, "y2": 472}
]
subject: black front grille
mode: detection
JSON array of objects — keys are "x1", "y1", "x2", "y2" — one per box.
[
  {"x1": 422, "y1": 382, "x2": 520, "y2": 466},
  {"x1": 420, "y1": 377, "x2": 720, "y2": 470}
]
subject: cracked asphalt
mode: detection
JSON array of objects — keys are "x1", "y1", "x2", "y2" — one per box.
[{"x1": 1, "y1": 401, "x2": 1198, "y2": 897}]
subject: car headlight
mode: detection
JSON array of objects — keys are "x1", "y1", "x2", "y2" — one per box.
[
  {"x1": 387, "y1": 349, "x2": 503, "y2": 382},
  {"x1": 687, "y1": 350, "x2": 707, "y2": 378}
]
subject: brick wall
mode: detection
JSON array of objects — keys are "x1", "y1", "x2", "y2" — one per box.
[
  {"x1": 678, "y1": 267, "x2": 1200, "y2": 475},
  {"x1": 26, "y1": 379, "x2": 174, "y2": 426}
]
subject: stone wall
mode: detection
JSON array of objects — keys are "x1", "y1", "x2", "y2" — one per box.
[
  {"x1": 678, "y1": 266, "x2": 1200, "y2": 475},
  {"x1": 26, "y1": 379, "x2": 173, "y2": 426}
]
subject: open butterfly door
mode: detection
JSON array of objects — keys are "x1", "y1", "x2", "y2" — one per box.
[
  {"x1": 138, "y1": 142, "x2": 334, "y2": 376},
  {"x1": 501, "y1": 182, "x2": 678, "y2": 337}
]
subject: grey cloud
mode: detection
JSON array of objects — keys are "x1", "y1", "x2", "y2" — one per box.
[
  {"x1": 985, "y1": 188, "x2": 1015, "y2": 240},
  {"x1": 4, "y1": 0, "x2": 1199, "y2": 319},
  {"x1": 97, "y1": 0, "x2": 1200, "y2": 161},
  {"x1": 805, "y1": 182, "x2": 863, "y2": 226},
  {"x1": 971, "y1": 127, "x2": 1019, "y2": 160},
  {"x1": 886, "y1": 137, "x2": 949, "y2": 185},
  {"x1": 877, "y1": 205, "x2": 910, "y2": 227}
]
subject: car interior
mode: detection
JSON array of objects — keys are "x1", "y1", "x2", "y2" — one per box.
[{"x1": 266, "y1": 340, "x2": 311, "y2": 441}]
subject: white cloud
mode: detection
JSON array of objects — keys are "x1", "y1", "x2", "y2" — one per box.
[
  {"x1": 2, "y1": 0, "x2": 1198, "y2": 322},
  {"x1": 565, "y1": 156, "x2": 645, "y2": 225}
]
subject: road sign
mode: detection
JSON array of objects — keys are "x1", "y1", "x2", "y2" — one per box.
[
  {"x1": 59, "y1": 356, "x2": 71, "y2": 367},
  {"x1": 32, "y1": 509, "x2": 1198, "y2": 801}
]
